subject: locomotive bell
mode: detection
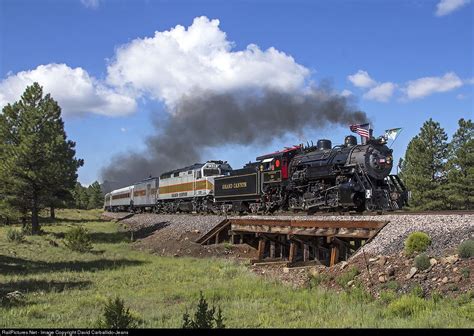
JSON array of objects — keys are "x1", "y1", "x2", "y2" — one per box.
[
  {"x1": 344, "y1": 135, "x2": 357, "y2": 147},
  {"x1": 317, "y1": 139, "x2": 332, "y2": 150}
]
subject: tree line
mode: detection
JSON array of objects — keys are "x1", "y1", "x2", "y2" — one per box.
[{"x1": 400, "y1": 118, "x2": 473, "y2": 210}]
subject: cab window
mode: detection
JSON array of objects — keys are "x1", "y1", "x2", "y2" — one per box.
[{"x1": 203, "y1": 168, "x2": 220, "y2": 176}]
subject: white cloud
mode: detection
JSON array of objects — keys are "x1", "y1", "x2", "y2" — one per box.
[
  {"x1": 340, "y1": 89, "x2": 353, "y2": 97},
  {"x1": 0, "y1": 64, "x2": 136, "y2": 116},
  {"x1": 435, "y1": 0, "x2": 471, "y2": 16},
  {"x1": 347, "y1": 70, "x2": 377, "y2": 88},
  {"x1": 106, "y1": 16, "x2": 310, "y2": 108},
  {"x1": 120, "y1": 127, "x2": 127, "y2": 132},
  {"x1": 404, "y1": 72, "x2": 463, "y2": 100},
  {"x1": 81, "y1": 0, "x2": 100, "y2": 9},
  {"x1": 363, "y1": 82, "x2": 396, "y2": 102}
]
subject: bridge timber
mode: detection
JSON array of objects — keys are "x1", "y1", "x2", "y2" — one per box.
[{"x1": 197, "y1": 216, "x2": 388, "y2": 267}]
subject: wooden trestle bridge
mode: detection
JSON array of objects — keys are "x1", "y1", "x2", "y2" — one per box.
[{"x1": 196, "y1": 216, "x2": 388, "y2": 267}]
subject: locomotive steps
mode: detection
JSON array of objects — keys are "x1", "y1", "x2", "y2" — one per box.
[{"x1": 196, "y1": 216, "x2": 389, "y2": 267}]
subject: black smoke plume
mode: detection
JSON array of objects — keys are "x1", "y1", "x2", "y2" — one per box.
[{"x1": 100, "y1": 86, "x2": 368, "y2": 189}]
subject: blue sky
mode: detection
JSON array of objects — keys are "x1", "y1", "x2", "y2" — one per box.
[{"x1": 1, "y1": 0, "x2": 473, "y2": 185}]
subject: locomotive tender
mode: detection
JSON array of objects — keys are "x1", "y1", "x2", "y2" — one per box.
[{"x1": 104, "y1": 132, "x2": 408, "y2": 214}]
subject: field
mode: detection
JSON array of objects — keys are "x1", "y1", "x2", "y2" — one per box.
[{"x1": 0, "y1": 209, "x2": 472, "y2": 328}]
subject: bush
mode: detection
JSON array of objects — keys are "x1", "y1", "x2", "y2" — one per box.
[
  {"x1": 458, "y1": 239, "x2": 474, "y2": 259},
  {"x1": 64, "y1": 226, "x2": 93, "y2": 253},
  {"x1": 414, "y1": 253, "x2": 431, "y2": 271},
  {"x1": 379, "y1": 290, "x2": 397, "y2": 304},
  {"x1": 410, "y1": 284, "x2": 424, "y2": 298},
  {"x1": 6, "y1": 228, "x2": 24, "y2": 243},
  {"x1": 386, "y1": 295, "x2": 427, "y2": 318},
  {"x1": 404, "y1": 232, "x2": 431, "y2": 256},
  {"x1": 182, "y1": 291, "x2": 225, "y2": 329},
  {"x1": 336, "y1": 266, "x2": 360, "y2": 288},
  {"x1": 97, "y1": 297, "x2": 137, "y2": 329}
]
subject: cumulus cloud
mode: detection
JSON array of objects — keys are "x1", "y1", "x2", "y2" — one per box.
[
  {"x1": 435, "y1": 0, "x2": 471, "y2": 16},
  {"x1": 347, "y1": 70, "x2": 377, "y2": 88},
  {"x1": 404, "y1": 72, "x2": 463, "y2": 100},
  {"x1": 106, "y1": 16, "x2": 310, "y2": 108},
  {"x1": 363, "y1": 82, "x2": 396, "y2": 102},
  {"x1": 340, "y1": 89, "x2": 353, "y2": 97},
  {"x1": 0, "y1": 64, "x2": 136, "y2": 116}
]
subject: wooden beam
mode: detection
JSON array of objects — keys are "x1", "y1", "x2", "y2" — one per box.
[
  {"x1": 303, "y1": 243, "x2": 309, "y2": 262},
  {"x1": 289, "y1": 241, "x2": 297, "y2": 263},
  {"x1": 270, "y1": 241, "x2": 276, "y2": 259},
  {"x1": 330, "y1": 246, "x2": 339, "y2": 267},
  {"x1": 257, "y1": 238, "x2": 266, "y2": 261}
]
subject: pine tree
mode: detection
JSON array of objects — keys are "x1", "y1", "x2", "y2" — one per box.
[
  {"x1": 87, "y1": 181, "x2": 104, "y2": 209},
  {"x1": 445, "y1": 118, "x2": 473, "y2": 210},
  {"x1": 0, "y1": 83, "x2": 83, "y2": 233},
  {"x1": 400, "y1": 118, "x2": 448, "y2": 210}
]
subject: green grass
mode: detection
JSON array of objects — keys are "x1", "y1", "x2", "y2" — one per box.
[{"x1": 0, "y1": 209, "x2": 472, "y2": 328}]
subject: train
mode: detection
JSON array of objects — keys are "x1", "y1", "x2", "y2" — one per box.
[{"x1": 104, "y1": 131, "x2": 409, "y2": 214}]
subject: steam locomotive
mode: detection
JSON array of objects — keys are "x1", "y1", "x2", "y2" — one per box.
[
  {"x1": 214, "y1": 134, "x2": 408, "y2": 214},
  {"x1": 104, "y1": 131, "x2": 408, "y2": 214}
]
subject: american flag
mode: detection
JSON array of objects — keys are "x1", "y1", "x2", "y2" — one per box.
[{"x1": 349, "y1": 123, "x2": 370, "y2": 138}]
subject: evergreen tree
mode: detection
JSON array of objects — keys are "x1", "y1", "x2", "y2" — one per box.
[
  {"x1": 400, "y1": 118, "x2": 448, "y2": 210},
  {"x1": 87, "y1": 181, "x2": 104, "y2": 209},
  {"x1": 0, "y1": 83, "x2": 83, "y2": 234},
  {"x1": 445, "y1": 118, "x2": 473, "y2": 210}
]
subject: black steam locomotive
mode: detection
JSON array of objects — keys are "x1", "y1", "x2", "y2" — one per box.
[{"x1": 214, "y1": 133, "x2": 408, "y2": 214}]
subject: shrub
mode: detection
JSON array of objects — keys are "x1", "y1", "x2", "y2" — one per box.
[
  {"x1": 336, "y1": 266, "x2": 360, "y2": 288},
  {"x1": 379, "y1": 290, "x2": 397, "y2": 304},
  {"x1": 97, "y1": 297, "x2": 137, "y2": 329},
  {"x1": 182, "y1": 291, "x2": 225, "y2": 329},
  {"x1": 383, "y1": 280, "x2": 400, "y2": 291},
  {"x1": 6, "y1": 228, "x2": 24, "y2": 243},
  {"x1": 404, "y1": 232, "x2": 431, "y2": 256},
  {"x1": 458, "y1": 239, "x2": 474, "y2": 259},
  {"x1": 386, "y1": 295, "x2": 427, "y2": 318},
  {"x1": 64, "y1": 226, "x2": 92, "y2": 253},
  {"x1": 410, "y1": 284, "x2": 424, "y2": 298},
  {"x1": 414, "y1": 253, "x2": 431, "y2": 271},
  {"x1": 461, "y1": 267, "x2": 470, "y2": 279}
]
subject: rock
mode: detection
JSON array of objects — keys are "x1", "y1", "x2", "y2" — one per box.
[
  {"x1": 404, "y1": 260, "x2": 410, "y2": 266},
  {"x1": 429, "y1": 258, "x2": 437, "y2": 266},
  {"x1": 379, "y1": 276, "x2": 386, "y2": 283},
  {"x1": 406, "y1": 267, "x2": 418, "y2": 279},
  {"x1": 454, "y1": 276, "x2": 462, "y2": 283},
  {"x1": 453, "y1": 267, "x2": 458, "y2": 272},
  {"x1": 347, "y1": 280, "x2": 355, "y2": 287},
  {"x1": 421, "y1": 274, "x2": 427, "y2": 281},
  {"x1": 309, "y1": 268, "x2": 319, "y2": 277},
  {"x1": 386, "y1": 266, "x2": 395, "y2": 277},
  {"x1": 192, "y1": 229, "x2": 200, "y2": 234},
  {"x1": 445, "y1": 255, "x2": 458, "y2": 264},
  {"x1": 442, "y1": 277, "x2": 448, "y2": 284},
  {"x1": 432, "y1": 277, "x2": 437, "y2": 282},
  {"x1": 378, "y1": 256, "x2": 387, "y2": 266},
  {"x1": 369, "y1": 257, "x2": 379, "y2": 263},
  {"x1": 283, "y1": 267, "x2": 290, "y2": 274},
  {"x1": 339, "y1": 261, "x2": 348, "y2": 270}
]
